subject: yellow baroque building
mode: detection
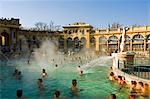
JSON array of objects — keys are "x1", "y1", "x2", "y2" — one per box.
[
  {"x1": 60, "y1": 22, "x2": 150, "y2": 54},
  {"x1": 0, "y1": 18, "x2": 150, "y2": 54}
]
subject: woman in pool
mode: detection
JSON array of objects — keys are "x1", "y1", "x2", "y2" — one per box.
[{"x1": 42, "y1": 69, "x2": 48, "y2": 78}]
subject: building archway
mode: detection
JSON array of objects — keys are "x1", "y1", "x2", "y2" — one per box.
[
  {"x1": 67, "y1": 37, "x2": 73, "y2": 50},
  {"x1": 90, "y1": 36, "x2": 95, "y2": 48},
  {"x1": 1, "y1": 32, "x2": 10, "y2": 46},
  {"x1": 132, "y1": 34, "x2": 144, "y2": 51},
  {"x1": 80, "y1": 37, "x2": 86, "y2": 48},
  {"x1": 99, "y1": 36, "x2": 107, "y2": 53},
  {"x1": 0, "y1": 32, "x2": 10, "y2": 52},
  {"x1": 108, "y1": 36, "x2": 118, "y2": 53},
  {"x1": 58, "y1": 36, "x2": 64, "y2": 49},
  {"x1": 73, "y1": 37, "x2": 80, "y2": 51}
]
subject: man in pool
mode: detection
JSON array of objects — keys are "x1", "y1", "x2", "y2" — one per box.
[
  {"x1": 71, "y1": 79, "x2": 77, "y2": 92},
  {"x1": 42, "y1": 69, "x2": 48, "y2": 78}
]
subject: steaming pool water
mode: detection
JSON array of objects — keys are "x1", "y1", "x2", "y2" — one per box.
[{"x1": 0, "y1": 56, "x2": 130, "y2": 99}]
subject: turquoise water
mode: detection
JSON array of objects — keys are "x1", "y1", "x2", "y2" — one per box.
[{"x1": 0, "y1": 57, "x2": 129, "y2": 99}]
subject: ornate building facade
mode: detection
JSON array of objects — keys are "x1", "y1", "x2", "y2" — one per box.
[
  {"x1": 0, "y1": 18, "x2": 61, "y2": 53},
  {"x1": 59, "y1": 22, "x2": 150, "y2": 54},
  {"x1": 0, "y1": 18, "x2": 150, "y2": 54}
]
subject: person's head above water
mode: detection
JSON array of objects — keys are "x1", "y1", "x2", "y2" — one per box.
[
  {"x1": 16, "y1": 89, "x2": 23, "y2": 98},
  {"x1": 55, "y1": 64, "x2": 58, "y2": 67},
  {"x1": 15, "y1": 69, "x2": 18, "y2": 72},
  {"x1": 18, "y1": 71, "x2": 21, "y2": 75},
  {"x1": 38, "y1": 78, "x2": 43, "y2": 83},
  {"x1": 72, "y1": 79, "x2": 77, "y2": 86},
  {"x1": 54, "y1": 90, "x2": 60, "y2": 98},
  {"x1": 42, "y1": 69, "x2": 46, "y2": 72},
  {"x1": 110, "y1": 94, "x2": 116, "y2": 99}
]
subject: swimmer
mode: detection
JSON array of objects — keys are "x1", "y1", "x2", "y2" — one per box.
[
  {"x1": 16, "y1": 89, "x2": 24, "y2": 99},
  {"x1": 55, "y1": 64, "x2": 58, "y2": 67},
  {"x1": 13, "y1": 69, "x2": 18, "y2": 76},
  {"x1": 109, "y1": 72, "x2": 115, "y2": 81},
  {"x1": 71, "y1": 79, "x2": 77, "y2": 92},
  {"x1": 37, "y1": 78, "x2": 44, "y2": 90},
  {"x1": 16, "y1": 71, "x2": 22, "y2": 80},
  {"x1": 110, "y1": 94, "x2": 116, "y2": 99},
  {"x1": 142, "y1": 83, "x2": 149, "y2": 97},
  {"x1": 80, "y1": 70, "x2": 84, "y2": 76},
  {"x1": 42, "y1": 69, "x2": 48, "y2": 78},
  {"x1": 130, "y1": 81, "x2": 137, "y2": 94},
  {"x1": 128, "y1": 94, "x2": 135, "y2": 99},
  {"x1": 27, "y1": 60, "x2": 30, "y2": 64},
  {"x1": 54, "y1": 90, "x2": 60, "y2": 99},
  {"x1": 136, "y1": 82, "x2": 144, "y2": 93}
]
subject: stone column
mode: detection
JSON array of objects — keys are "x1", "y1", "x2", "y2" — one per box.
[
  {"x1": 118, "y1": 40, "x2": 120, "y2": 52},
  {"x1": 144, "y1": 38, "x2": 146, "y2": 52},
  {"x1": 107, "y1": 40, "x2": 109, "y2": 52},
  {"x1": 86, "y1": 32, "x2": 90, "y2": 49},
  {"x1": 95, "y1": 37, "x2": 99, "y2": 52},
  {"x1": 130, "y1": 40, "x2": 133, "y2": 51}
]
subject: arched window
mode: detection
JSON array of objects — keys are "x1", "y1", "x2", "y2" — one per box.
[
  {"x1": 58, "y1": 36, "x2": 64, "y2": 48},
  {"x1": 99, "y1": 36, "x2": 107, "y2": 44},
  {"x1": 80, "y1": 37, "x2": 86, "y2": 47},
  {"x1": 99, "y1": 36, "x2": 107, "y2": 53},
  {"x1": 132, "y1": 34, "x2": 144, "y2": 51},
  {"x1": 108, "y1": 36, "x2": 118, "y2": 44},
  {"x1": 108, "y1": 36, "x2": 118, "y2": 53},
  {"x1": 67, "y1": 37, "x2": 73, "y2": 48},
  {"x1": 90, "y1": 37, "x2": 95, "y2": 46},
  {"x1": 1, "y1": 32, "x2": 9, "y2": 46},
  {"x1": 133, "y1": 34, "x2": 144, "y2": 42}
]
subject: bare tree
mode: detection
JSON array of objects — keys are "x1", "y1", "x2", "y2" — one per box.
[
  {"x1": 34, "y1": 21, "x2": 61, "y2": 31},
  {"x1": 111, "y1": 22, "x2": 122, "y2": 29},
  {"x1": 35, "y1": 22, "x2": 48, "y2": 31}
]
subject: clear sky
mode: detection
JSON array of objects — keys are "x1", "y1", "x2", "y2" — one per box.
[{"x1": 0, "y1": 0, "x2": 150, "y2": 28}]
